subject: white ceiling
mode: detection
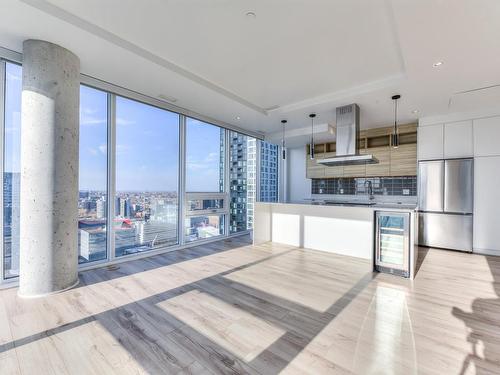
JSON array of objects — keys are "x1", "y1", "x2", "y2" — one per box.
[{"x1": 1, "y1": 0, "x2": 499, "y2": 144}]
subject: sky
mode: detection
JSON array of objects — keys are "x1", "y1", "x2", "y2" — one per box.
[
  {"x1": 80, "y1": 87, "x2": 224, "y2": 192},
  {"x1": 4, "y1": 63, "x2": 224, "y2": 193}
]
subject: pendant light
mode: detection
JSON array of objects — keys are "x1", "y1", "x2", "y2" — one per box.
[
  {"x1": 391, "y1": 94, "x2": 401, "y2": 148},
  {"x1": 281, "y1": 120, "x2": 287, "y2": 160},
  {"x1": 309, "y1": 113, "x2": 316, "y2": 160}
]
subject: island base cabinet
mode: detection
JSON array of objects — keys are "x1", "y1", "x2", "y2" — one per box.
[{"x1": 473, "y1": 156, "x2": 500, "y2": 255}]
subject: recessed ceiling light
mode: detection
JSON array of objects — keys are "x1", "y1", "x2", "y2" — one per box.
[
  {"x1": 245, "y1": 11, "x2": 256, "y2": 18},
  {"x1": 411, "y1": 109, "x2": 419, "y2": 114},
  {"x1": 235, "y1": 116, "x2": 241, "y2": 120},
  {"x1": 433, "y1": 61, "x2": 443, "y2": 67}
]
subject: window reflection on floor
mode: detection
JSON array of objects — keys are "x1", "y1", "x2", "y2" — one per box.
[{"x1": 352, "y1": 285, "x2": 417, "y2": 375}]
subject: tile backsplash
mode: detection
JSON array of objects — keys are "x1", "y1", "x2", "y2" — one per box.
[{"x1": 311, "y1": 176, "x2": 417, "y2": 196}]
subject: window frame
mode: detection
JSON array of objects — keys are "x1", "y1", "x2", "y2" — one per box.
[
  {"x1": 185, "y1": 192, "x2": 228, "y2": 217},
  {"x1": 0, "y1": 59, "x2": 24, "y2": 283},
  {"x1": 112, "y1": 94, "x2": 181, "y2": 258},
  {"x1": 77, "y1": 84, "x2": 110, "y2": 265},
  {"x1": 184, "y1": 123, "x2": 230, "y2": 241},
  {"x1": 0, "y1": 59, "x2": 6, "y2": 283}
]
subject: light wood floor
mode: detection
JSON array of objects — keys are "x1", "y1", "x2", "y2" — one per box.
[{"x1": 0, "y1": 235, "x2": 499, "y2": 374}]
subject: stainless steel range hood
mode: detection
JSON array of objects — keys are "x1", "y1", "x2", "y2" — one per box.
[{"x1": 317, "y1": 104, "x2": 378, "y2": 166}]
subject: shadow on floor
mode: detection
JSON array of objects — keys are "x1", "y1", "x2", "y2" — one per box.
[
  {"x1": 75, "y1": 235, "x2": 252, "y2": 288},
  {"x1": 1, "y1": 237, "x2": 376, "y2": 374},
  {"x1": 414, "y1": 246, "x2": 430, "y2": 276},
  {"x1": 452, "y1": 255, "x2": 500, "y2": 375}
]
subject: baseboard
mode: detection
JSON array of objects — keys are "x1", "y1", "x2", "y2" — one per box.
[{"x1": 473, "y1": 247, "x2": 500, "y2": 256}]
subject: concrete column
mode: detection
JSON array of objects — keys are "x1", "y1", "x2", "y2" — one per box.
[{"x1": 19, "y1": 40, "x2": 80, "y2": 297}]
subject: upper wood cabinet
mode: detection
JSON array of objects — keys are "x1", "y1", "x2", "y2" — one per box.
[
  {"x1": 473, "y1": 116, "x2": 500, "y2": 157},
  {"x1": 305, "y1": 149, "x2": 325, "y2": 179},
  {"x1": 391, "y1": 144, "x2": 417, "y2": 176},
  {"x1": 444, "y1": 120, "x2": 473, "y2": 158},
  {"x1": 418, "y1": 124, "x2": 443, "y2": 160},
  {"x1": 343, "y1": 159, "x2": 365, "y2": 177},
  {"x1": 365, "y1": 146, "x2": 391, "y2": 176},
  {"x1": 323, "y1": 152, "x2": 344, "y2": 177},
  {"x1": 305, "y1": 123, "x2": 417, "y2": 178}
]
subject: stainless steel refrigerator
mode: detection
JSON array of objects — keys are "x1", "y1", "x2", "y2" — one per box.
[{"x1": 417, "y1": 158, "x2": 473, "y2": 252}]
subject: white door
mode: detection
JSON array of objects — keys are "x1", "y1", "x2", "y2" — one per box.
[{"x1": 473, "y1": 156, "x2": 500, "y2": 255}]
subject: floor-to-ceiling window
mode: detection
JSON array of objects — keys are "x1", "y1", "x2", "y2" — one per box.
[
  {"x1": 114, "y1": 96, "x2": 179, "y2": 256},
  {"x1": 0, "y1": 54, "x2": 266, "y2": 283},
  {"x1": 78, "y1": 85, "x2": 109, "y2": 264},
  {"x1": 2, "y1": 62, "x2": 21, "y2": 279},
  {"x1": 185, "y1": 118, "x2": 226, "y2": 241}
]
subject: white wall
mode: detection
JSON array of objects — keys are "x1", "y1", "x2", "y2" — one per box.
[{"x1": 286, "y1": 146, "x2": 311, "y2": 202}]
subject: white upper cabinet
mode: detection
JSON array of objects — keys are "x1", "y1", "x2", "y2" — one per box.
[
  {"x1": 417, "y1": 124, "x2": 443, "y2": 160},
  {"x1": 444, "y1": 121, "x2": 473, "y2": 158},
  {"x1": 474, "y1": 116, "x2": 500, "y2": 157}
]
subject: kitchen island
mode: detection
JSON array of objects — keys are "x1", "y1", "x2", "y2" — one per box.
[{"x1": 254, "y1": 201, "x2": 418, "y2": 278}]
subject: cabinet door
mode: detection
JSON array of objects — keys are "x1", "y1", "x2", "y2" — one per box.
[
  {"x1": 473, "y1": 116, "x2": 500, "y2": 157},
  {"x1": 305, "y1": 152, "x2": 325, "y2": 179},
  {"x1": 390, "y1": 144, "x2": 417, "y2": 176},
  {"x1": 342, "y1": 150, "x2": 365, "y2": 177},
  {"x1": 323, "y1": 152, "x2": 344, "y2": 177},
  {"x1": 365, "y1": 146, "x2": 390, "y2": 176},
  {"x1": 473, "y1": 156, "x2": 500, "y2": 254},
  {"x1": 444, "y1": 120, "x2": 473, "y2": 158},
  {"x1": 418, "y1": 124, "x2": 444, "y2": 160}
]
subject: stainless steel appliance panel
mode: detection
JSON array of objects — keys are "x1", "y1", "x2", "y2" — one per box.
[
  {"x1": 335, "y1": 104, "x2": 359, "y2": 156},
  {"x1": 418, "y1": 212, "x2": 473, "y2": 252},
  {"x1": 444, "y1": 159, "x2": 473, "y2": 214},
  {"x1": 418, "y1": 160, "x2": 444, "y2": 212}
]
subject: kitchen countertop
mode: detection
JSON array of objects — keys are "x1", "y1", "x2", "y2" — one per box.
[{"x1": 274, "y1": 200, "x2": 417, "y2": 211}]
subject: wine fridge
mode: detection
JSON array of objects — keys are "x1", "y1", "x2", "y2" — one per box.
[{"x1": 375, "y1": 211, "x2": 411, "y2": 278}]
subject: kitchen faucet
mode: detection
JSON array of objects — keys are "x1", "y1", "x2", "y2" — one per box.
[{"x1": 365, "y1": 180, "x2": 374, "y2": 201}]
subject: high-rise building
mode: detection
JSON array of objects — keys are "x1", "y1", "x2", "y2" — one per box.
[
  {"x1": 96, "y1": 198, "x2": 106, "y2": 219},
  {"x1": 219, "y1": 128, "x2": 225, "y2": 193},
  {"x1": 116, "y1": 197, "x2": 132, "y2": 218},
  {"x1": 246, "y1": 139, "x2": 257, "y2": 229},
  {"x1": 259, "y1": 141, "x2": 279, "y2": 202},
  {"x1": 226, "y1": 135, "x2": 280, "y2": 233},
  {"x1": 228, "y1": 132, "x2": 251, "y2": 233},
  {"x1": 135, "y1": 220, "x2": 177, "y2": 248},
  {"x1": 3, "y1": 172, "x2": 21, "y2": 277}
]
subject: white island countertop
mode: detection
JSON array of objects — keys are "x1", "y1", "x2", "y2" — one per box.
[{"x1": 254, "y1": 201, "x2": 418, "y2": 278}]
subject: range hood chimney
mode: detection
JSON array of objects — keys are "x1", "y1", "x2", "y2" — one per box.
[{"x1": 317, "y1": 104, "x2": 378, "y2": 166}]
